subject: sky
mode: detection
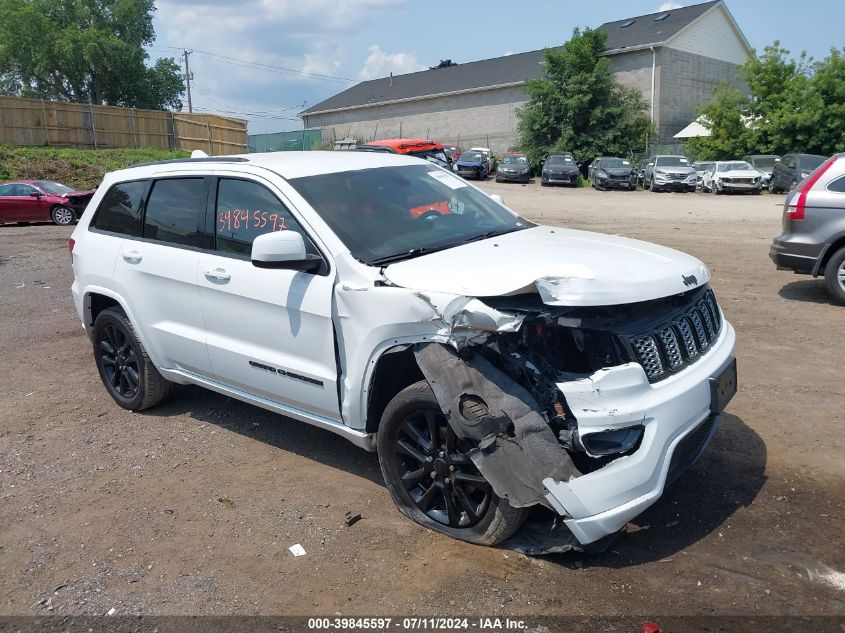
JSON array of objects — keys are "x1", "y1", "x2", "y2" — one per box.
[{"x1": 147, "y1": 0, "x2": 845, "y2": 134}]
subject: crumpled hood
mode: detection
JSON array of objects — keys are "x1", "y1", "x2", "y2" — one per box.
[
  {"x1": 604, "y1": 168, "x2": 633, "y2": 177},
  {"x1": 382, "y1": 226, "x2": 710, "y2": 306}
]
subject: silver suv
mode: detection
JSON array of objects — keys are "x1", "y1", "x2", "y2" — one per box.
[{"x1": 770, "y1": 153, "x2": 845, "y2": 304}]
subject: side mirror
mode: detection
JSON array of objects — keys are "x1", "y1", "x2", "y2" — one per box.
[
  {"x1": 490, "y1": 194, "x2": 505, "y2": 205},
  {"x1": 648, "y1": 163, "x2": 654, "y2": 167},
  {"x1": 774, "y1": 157, "x2": 781, "y2": 162},
  {"x1": 251, "y1": 231, "x2": 321, "y2": 272},
  {"x1": 29, "y1": 191, "x2": 42, "y2": 197}
]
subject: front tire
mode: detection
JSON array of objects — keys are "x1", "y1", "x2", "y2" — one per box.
[
  {"x1": 650, "y1": 180, "x2": 659, "y2": 192},
  {"x1": 377, "y1": 381, "x2": 528, "y2": 545},
  {"x1": 51, "y1": 205, "x2": 75, "y2": 226},
  {"x1": 824, "y1": 247, "x2": 845, "y2": 306},
  {"x1": 92, "y1": 307, "x2": 177, "y2": 410}
]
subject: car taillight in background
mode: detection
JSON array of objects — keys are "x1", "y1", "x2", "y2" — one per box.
[
  {"x1": 68, "y1": 238, "x2": 75, "y2": 254},
  {"x1": 786, "y1": 156, "x2": 837, "y2": 220}
]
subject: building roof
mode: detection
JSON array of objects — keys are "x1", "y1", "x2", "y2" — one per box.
[
  {"x1": 302, "y1": 1, "x2": 727, "y2": 116},
  {"x1": 302, "y1": 49, "x2": 548, "y2": 116},
  {"x1": 598, "y1": 1, "x2": 720, "y2": 53}
]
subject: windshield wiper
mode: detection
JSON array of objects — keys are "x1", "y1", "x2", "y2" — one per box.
[
  {"x1": 463, "y1": 227, "x2": 522, "y2": 244},
  {"x1": 368, "y1": 247, "x2": 441, "y2": 266}
]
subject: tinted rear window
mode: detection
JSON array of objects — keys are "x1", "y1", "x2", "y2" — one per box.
[
  {"x1": 143, "y1": 178, "x2": 207, "y2": 247},
  {"x1": 92, "y1": 180, "x2": 148, "y2": 236}
]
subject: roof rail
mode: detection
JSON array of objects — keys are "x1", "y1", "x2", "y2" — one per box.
[{"x1": 129, "y1": 156, "x2": 250, "y2": 168}]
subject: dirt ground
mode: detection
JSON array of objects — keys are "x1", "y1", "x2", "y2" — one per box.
[{"x1": 1, "y1": 182, "x2": 843, "y2": 618}]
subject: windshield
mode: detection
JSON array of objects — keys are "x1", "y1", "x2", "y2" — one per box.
[
  {"x1": 289, "y1": 165, "x2": 532, "y2": 265},
  {"x1": 601, "y1": 159, "x2": 629, "y2": 169},
  {"x1": 407, "y1": 149, "x2": 450, "y2": 168},
  {"x1": 459, "y1": 152, "x2": 483, "y2": 164},
  {"x1": 717, "y1": 161, "x2": 753, "y2": 172},
  {"x1": 546, "y1": 155, "x2": 573, "y2": 166},
  {"x1": 655, "y1": 156, "x2": 690, "y2": 167},
  {"x1": 801, "y1": 155, "x2": 826, "y2": 170},
  {"x1": 501, "y1": 156, "x2": 527, "y2": 165},
  {"x1": 752, "y1": 157, "x2": 777, "y2": 169},
  {"x1": 35, "y1": 181, "x2": 74, "y2": 195}
]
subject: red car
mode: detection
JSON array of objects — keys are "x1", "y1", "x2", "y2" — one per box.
[
  {"x1": 441, "y1": 144, "x2": 462, "y2": 162},
  {"x1": 0, "y1": 180, "x2": 95, "y2": 226}
]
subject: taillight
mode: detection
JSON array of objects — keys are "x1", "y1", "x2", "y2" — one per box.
[
  {"x1": 786, "y1": 156, "x2": 837, "y2": 220},
  {"x1": 68, "y1": 238, "x2": 75, "y2": 254}
]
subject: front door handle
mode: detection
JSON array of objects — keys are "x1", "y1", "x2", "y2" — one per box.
[
  {"x1": 122, "y1": 250, "x2": 142, "y2": 264},
  {"x1": 204, "y1": 267, "x2": 231, "y2": 282}
]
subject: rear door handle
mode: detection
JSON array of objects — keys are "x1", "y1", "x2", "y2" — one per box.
[
  {"x1": 204, "y1": 267, "x2": 231, "y2": 282},
  {"x1": 122, "y1": 250, "x2": 142, "y2": 264}
]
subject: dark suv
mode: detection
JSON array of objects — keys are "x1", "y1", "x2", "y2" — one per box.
[
  {"x1": 769, "y1": 153, "x2": 827, "y2": 193},
  {"x1": 770, "y1": 153, "x2": 845, "y2": 304}
]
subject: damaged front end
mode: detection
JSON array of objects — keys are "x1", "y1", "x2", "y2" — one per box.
[{"x1": 410, "y1": 285, "x2": 736, "y2": 552}]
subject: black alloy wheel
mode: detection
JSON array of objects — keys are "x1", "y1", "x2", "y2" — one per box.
[
  {"x1": 99, "y1": 323, "x2": 140, "y2": 400},
  {"x1": 393, "y1": 407, "x2": 491, "y2": 528}
]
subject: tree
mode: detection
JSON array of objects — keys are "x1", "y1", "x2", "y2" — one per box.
[
  {"x1": 430, "y1": 60, "x2": 458, "y2": 69},
  {"x1": 516, "y1": 28, "x2": 651, "y2": 168},
  {"x1": 0, "y1": 0, "x2": 184, "y2": 110},
  {"x1": 685, "y1": 43, "x2": 845, "y2": 160}
]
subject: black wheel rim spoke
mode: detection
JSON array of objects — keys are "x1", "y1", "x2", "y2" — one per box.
[
  {"x1": 454, "y1": 485, "x2": 480, "y2": 522},
  {"x1": 401, "y1": 467, "x2": 426, "y2": 489},
  {"x1": 417, "y1": 481, "x2": 439, "y2": 511},
  {"x1": 396, "y1": 439, "x2": 427, "y2": 465},
  {"x1": 98, "y1": 323, "x2": 138, "y2": 399},
  {"x1": 393, "y1": 408, "x2": 490, "y2": 529}
]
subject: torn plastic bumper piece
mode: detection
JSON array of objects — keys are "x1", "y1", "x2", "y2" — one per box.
[
  {"x1": 414, "y1": 342, "x2": 579, "y2": 509},
  {"x1": 545, "y1": 321, "x2": 736, "y2": 544}
]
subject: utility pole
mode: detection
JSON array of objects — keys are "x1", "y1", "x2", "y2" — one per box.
[{"x1": 183, "y1": 49, "x2": 194, "y2": 113}]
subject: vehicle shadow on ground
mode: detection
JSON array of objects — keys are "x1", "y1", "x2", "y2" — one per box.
[
  {"x1": 146, "y1": 391, "x2": 766, "y2": 568},
  {"x1": 778, "y1": 279, "x2": 832, "y2": 305},
  {"x1": 145, "y1": 386, "x2": 384, "y2": 484},
  {"x1": 559, "y1": 412, "x2": 767, "y2": 569}
]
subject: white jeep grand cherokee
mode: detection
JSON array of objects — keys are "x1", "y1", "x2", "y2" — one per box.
[{"x1": 70, "y1": 151, "x2": 736, "y2": 550}]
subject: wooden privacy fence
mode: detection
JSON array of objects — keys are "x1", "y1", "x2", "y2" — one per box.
[{"x1": 0, "y1": 96, "x2": 247, "y2": 155}]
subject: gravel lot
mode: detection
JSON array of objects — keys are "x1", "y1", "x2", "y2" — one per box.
[{"x1": 1, "y1": 182, "x2": 843, "y2": 618}]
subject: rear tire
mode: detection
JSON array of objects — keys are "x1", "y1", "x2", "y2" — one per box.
[
  {"x1": 377, "y1": 380, "x2": 528, "y2": 545},
  {"x1": 823, "y1": 247, "x2": 845, "y2": 306},
  {"x1": 92, "y1": 307, "x2": 177, "y2": 411}
]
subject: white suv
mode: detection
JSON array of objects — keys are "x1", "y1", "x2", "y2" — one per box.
[{"x1": 70, "y1": 151, "x2": 736, "y2": 550}]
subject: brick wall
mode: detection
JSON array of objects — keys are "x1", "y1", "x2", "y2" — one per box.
[{"x1": 656, "y1": 47, "x2": 744, "y2": 143}]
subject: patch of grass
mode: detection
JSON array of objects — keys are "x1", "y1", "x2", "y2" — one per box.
[
  {"x1": 0, "y1": 146, "x2": 189, "y2": 190},
  {"x1": 217, "y1": 496, "x2": 235, "y2": 508}
]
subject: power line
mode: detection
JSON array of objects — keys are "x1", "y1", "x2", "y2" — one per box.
[
  {"x1": 190, "y1": 88, "x2": 304, "y2": 115},
  {"x1": 148, "y1": 45, "x2": 355, "y2": 84}
]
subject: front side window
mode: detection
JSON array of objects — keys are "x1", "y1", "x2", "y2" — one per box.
[
  {"x1": 91, "y1": 180, "x2": 148, "y2": 236},
  {"x1": 143, "y1": 178, "x2": 207, "y2": 247},
  {"x1": 214, "y1": 178, "x2": 317, "y2": 257},
  {"x1": 290, "y1": 164, "x2": 531, "y2": 265}
]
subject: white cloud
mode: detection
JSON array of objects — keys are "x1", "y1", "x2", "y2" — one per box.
[
  {"x1": 357, "y1": 44, "x2": 426, "y2": 80},
  {"x1": 658, "y1": 1, "x2": 683, "y2": 10}
]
